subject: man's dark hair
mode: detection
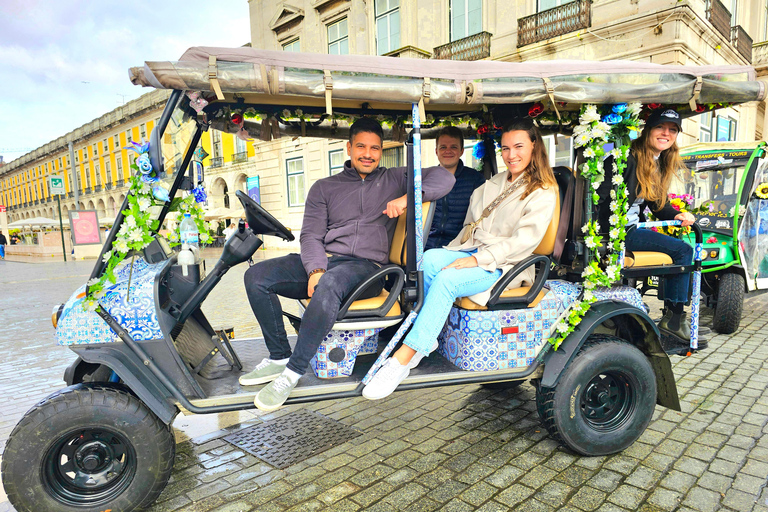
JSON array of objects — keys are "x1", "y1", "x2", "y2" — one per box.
[
  {"x1": 349, "y1": 117, "x2": 383, "y2": 144},
  {"x1": 436, "y1": 126, "x2": 464, "y2": 150}
]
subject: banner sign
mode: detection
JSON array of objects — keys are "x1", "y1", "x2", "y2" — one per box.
[
  {"x1": 69, "y1": 210, "x2": 102, "y2": 245},
  {"x1": 247, "y1": 176, "x2": 261, "y2": 204}
]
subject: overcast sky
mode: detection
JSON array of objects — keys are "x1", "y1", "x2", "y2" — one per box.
[{"x1": 0, "y1": 0, "x2": 251, "y2": 163}]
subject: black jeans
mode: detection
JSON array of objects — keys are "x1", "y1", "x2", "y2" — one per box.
[{"x1": 243, "y1": 253, "x2": 383, "y2": 375}]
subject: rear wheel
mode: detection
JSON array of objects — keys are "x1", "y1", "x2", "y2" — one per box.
[
  {"x1": 2, "y1": 384, "x2": 175, "y2": 512},
  {"x1": 536, "y1": 335, "x2": 657, "y2": 456},
  {"x1": 712, "y1": 273, "x2": 744, "y2": 334}
]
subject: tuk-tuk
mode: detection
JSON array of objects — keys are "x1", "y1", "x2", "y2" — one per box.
[
  {"x1": 2, "y1": 48, "x2": 765, "y2": 512},
  {"x1": 666, "y1": 141, "x2": 767, "y2": 333}
]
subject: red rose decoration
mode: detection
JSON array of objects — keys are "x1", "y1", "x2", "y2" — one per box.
[
  {"x1": 231, "y1": 113, "x2": 244, "y2": 125},
  {"x1": 477, "y1": 125, "x2": 490, "y2": 135},
  {"x1": 528, "y1": 102, "x2": 544, "y2": 117},
  {"x1": 557, "y1": 102, "x2": 568, "y2": 107},
  {"x1": 647, "y1": 103, "x2": 662, "y2": 110},
  {"x1": 706, "y1": 236, "x2": 718, "y2": 244},
  {"x1": 695, "y1": 104, "x2": 706, "y2": 113}
]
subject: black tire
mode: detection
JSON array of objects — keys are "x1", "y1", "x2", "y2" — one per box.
[
  {"x1": 712, "y1": 273, "x2": 744, "y2": 334},
  {"x1": 2, "y1": 384, "x2": 175, "y2": 512},
  {"x1": 536, "y1": 335, "x2": 657, "y2": 456},
  {"x1": 481, "y1": 380, "x2": 524, "y2": 390}
]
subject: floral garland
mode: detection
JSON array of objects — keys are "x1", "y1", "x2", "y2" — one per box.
[
  {"x1": 550, "y1": 103, "x2": 642, "y2": 349},
  {"x1": 82, "y1": 141, "x2": 212, "y2": 311}
]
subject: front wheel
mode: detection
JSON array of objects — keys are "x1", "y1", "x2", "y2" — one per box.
[
  {"x1": 2, "y1": 384, "x2": 175, "y2": 512},
  {"x1": 712, "y1": 273, "x2": 744, "y2": 334},
  {"x1": 536, "y1": 335, "x2": 657, "y2": 456}
]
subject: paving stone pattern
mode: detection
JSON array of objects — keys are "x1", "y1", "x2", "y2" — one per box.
[{"x1": 1, "y1": 253, "x2": 768, "y2": 512}]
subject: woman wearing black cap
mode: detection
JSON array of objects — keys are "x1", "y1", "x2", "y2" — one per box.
[{"x1": 598, "y1": 108, "x2": 700, "y2": 346}]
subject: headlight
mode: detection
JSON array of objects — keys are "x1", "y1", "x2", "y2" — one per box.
[
  {"x1": 51, "y1": 304, "x2": 64, "y2": 329},
  {"x1": 709, "y1": 249, "x2": 720, "y2": 260}
]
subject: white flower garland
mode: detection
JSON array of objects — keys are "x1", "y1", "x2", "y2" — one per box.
[{"x1": 549, "y1": 103, "x2": 642, "y2": 349}]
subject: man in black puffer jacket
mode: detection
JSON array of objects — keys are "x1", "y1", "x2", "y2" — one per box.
[{"x1": 425, "y1": 126, "x2": 486, "y2": 250}]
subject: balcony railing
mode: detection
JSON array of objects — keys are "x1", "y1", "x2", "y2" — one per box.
[
  {"x1": 84, "y1": 187, "x2": 92, "y2": 194},
  {"x1": 518, "y1": 0, "x2": 591, "y2": 48},
  {"x1": 755, "y1": 41, "x2": 768, "y2": 67},
  {"x1": 68, "y1": 192, "x2": 74, "y2": 198},
  {"x1": 731, "y1": 25, "x2": 753, "y2": 63},
  {"x1": 94, "y1": 185, "x2": 102, "y2": 192},
  {"x1": 232, "y1": 151, "x2": 248, "y2": 163},
  {"x1": 116, "y1": 179, "x2": 124, "y2": 188},
  {"x1": 433, "y1": 31, "x2": 492, "y2": 61},
  {"x1": 210, "y1": 156, "x2": 224, "y2": 168},
  {"x1": 705, "y1": 0, "x2": 731, "y2": 40},
  {"x1": 105, "y1": 182, "x2": 112, "y2": 190}
]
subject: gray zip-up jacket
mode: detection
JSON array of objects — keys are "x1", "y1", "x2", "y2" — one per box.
[{"x1": 300, "y1": 160, "x2": 455, "y2": 274}]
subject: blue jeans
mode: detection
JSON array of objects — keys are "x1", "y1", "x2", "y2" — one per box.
[
  {"x1": 627, "y1": 227, "x2": 693, "y2": 304},
  {"x1": 403, "y1": 248, "x2": 502, "y2": 355}
]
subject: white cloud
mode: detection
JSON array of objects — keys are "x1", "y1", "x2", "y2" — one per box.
[{"x1": 0, "y1": 0, "x2": 250, "y2": 162}]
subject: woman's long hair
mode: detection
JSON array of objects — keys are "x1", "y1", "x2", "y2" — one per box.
[
  {"x1": 501, "y1": 118, "x2": 557, "y2": 199},
  {"x1": 630, "y1": 126, "x2": 684, "y2": 208}
]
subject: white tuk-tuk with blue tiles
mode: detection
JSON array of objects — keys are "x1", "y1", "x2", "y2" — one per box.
[{"x1": 2, "y1": 48, "x2": 765, "y2": 512}]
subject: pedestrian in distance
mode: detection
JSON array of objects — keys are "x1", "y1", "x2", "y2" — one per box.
[
  {"x1": 0, "y1": 230, "x2": 6, "y2": 259},
  {"x1": 363, "y1": 118, "x2": 558, "y2": 399},
  {"x1": 240, "y1": 117, "x2": 455, "y2": 411}
]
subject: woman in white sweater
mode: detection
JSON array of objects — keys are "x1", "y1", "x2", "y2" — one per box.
[{"x1": 364, "y1": 118, "x2": 558, "y2": 399}]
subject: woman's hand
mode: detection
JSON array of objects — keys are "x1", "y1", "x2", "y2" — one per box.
[
  {"x1": 675, "y1": 211, "x2": 696, "y2": 227},
  {"x1": 443, "y1": 256, "x2": 478, "y2": 270}
]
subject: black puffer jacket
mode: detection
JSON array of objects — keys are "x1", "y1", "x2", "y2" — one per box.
[{"x1": 425, "y1": 160, "x2": 486, "y2": 249}]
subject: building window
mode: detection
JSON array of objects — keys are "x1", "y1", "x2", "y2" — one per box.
[
  {"x1": 126, "y1": 129, "x2": 132, "y2": 143},
  {"x1": 211, "y1": 130, "x2": 223, "y2": 160},
  {"x1": 85, "y1": 168, "x2": 91, "y2": 189},
  {"x1": 105, "y1": 161, "x2": 112, "y2": 184},
  {"x1": 93, "y1": 144, "x2": 98, "y2": 157},
  {"x1": 538, "y1": 0, "x2": 569, "y2": 11},
  {"x1": 328, "y1": 18, "x2": 349, "y2": 55},
  {"x1": 283, "y1": 39, "x2": 300, "y2": 52},
  {"x1": 286, "y1": 157, "x2": 305, "y2": 206},
  {"x1": 381, "y1": 146, "x2": 404, "y2": 168},
  {"x1": 450, "y1": 0, "x2": 482, "y2": 41},
  {"x1": 329, "y1": 149, "x2": 345, "y2": 175},
  {"x1": 140, "y1": 123, "x2": 147, "y2": 139},
  {"x1": 95, "y1": 164, "x2": 102, "y2": 186},
  {"x1": 699, "y1": 112, "x2": 714, "y2": 142},
  {"x1": 716, "y1": 115, "x2": 737, "y2": 141},
  {"x1": 58, "y1": 157, "x2": 63, "y2": 168},
  {"x1": 375, "y1": 0, "x2": 400, "y2": 55},
  {"x1": 116, "y1": 157, "x2": 123, "y2": 178}
]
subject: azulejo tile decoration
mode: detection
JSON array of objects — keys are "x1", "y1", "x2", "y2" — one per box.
[
  {"x1": 438, "y1": 280, "x2": 645, "y2": 371},
  {"x1": 310, "y1": 328, "x2": 382, "y2": 379},
  {"x1": 57, "y1": 257, "x2": 165, "y2": 346}
]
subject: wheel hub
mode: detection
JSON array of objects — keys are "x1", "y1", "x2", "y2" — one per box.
[{"x1": 580, "y1": 372, "x2": 636, "y2": 432}]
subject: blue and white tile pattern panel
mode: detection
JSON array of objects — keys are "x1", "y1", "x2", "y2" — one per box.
[
  {"x1": 56, "y1": 258, "x2": 165, "y2": 346},
  {"x1": 310, "y1": 328, "x2": 381, "y2": 379},
  {"x1": 438, "y1": 280, "x2": 645, "y2": 372}
]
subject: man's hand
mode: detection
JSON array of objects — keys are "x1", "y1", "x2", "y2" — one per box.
[
  {"x1": 675, "y1": 212, "x2": 696, "y2": 227},
  {"x1": 443, "y1": 256, "x2": 478, "y2": 270},
  {"x1": 383, "y1": 194, "x2": 407, "y2": 218},
  {"x1": 307, "y1": 272, "x2": 323, "y2": 298}
]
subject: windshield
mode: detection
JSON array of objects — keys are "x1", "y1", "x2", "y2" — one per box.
[
  {"x1": 670, "y1": 158, "x2": 749, "y2": 231},
  {"x1": 160, "y1": 99, "x2": 198, "y2": 179},
  {"x1": 740, "y1": 157, "x2": 768, "y2": 285}
]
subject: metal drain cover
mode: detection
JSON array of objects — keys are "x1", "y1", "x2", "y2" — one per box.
[{"x1": 223, "y1": 410, "x2": 363, "y2": 469}]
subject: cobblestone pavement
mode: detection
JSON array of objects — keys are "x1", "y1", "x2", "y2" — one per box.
[{"x1": 1, "y1": 253, "x2": 768, "y2": 512}]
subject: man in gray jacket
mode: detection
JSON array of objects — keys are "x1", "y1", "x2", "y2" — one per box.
[{"x1": 241, "y1": 118, "x2": 454, "y2": 411}]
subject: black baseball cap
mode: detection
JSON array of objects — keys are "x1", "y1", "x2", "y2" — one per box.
[{"x1": 645, "y1": 108, "x2": 682, "y2": 130}]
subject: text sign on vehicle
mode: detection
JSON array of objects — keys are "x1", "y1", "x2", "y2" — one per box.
[{"x1": 49, "y1": 175, "x2": 66, "y2": 195}]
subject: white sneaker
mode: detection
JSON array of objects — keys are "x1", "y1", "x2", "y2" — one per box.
[
  {"x1": 239, "y1": 358, "x2": 287, "y2": 386},
  {"x1": 363, "y1": 358, "x2": 410, "y2": 400},
  {"x1": 406, "y1": 340, "x2": 439, "y2": 369}
]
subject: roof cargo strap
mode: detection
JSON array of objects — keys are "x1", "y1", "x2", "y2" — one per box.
[
  {"x1": 543, "y1": 77, "x2": 561, "y2": 121},
  {"x1": 689, "y1": 76, "x2": 703, "y2": 111},
  {"x1": 208, "y1": 55, "x2": 225, "y2": 100},
  {"x1": 324, "y1": 70, "x2": 333, "y2": 115}
]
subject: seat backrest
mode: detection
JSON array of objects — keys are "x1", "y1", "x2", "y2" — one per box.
[
  {"x1": 551, "y1": 166, "x2": 574, "y2": 262},
  {"x1": 533, "y1": 185, "x2": 560, "y2": 255},
  {"x1": 389, "y1": 201, "x2": 434, "y2": 266}
]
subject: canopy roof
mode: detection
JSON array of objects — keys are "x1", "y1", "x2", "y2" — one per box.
[
  {"x1": 130, "y1": 47, "x2": 766, "y2": 112},
  {"x1": 9, "y1": 217, "x2": 60, "y2": 228}
]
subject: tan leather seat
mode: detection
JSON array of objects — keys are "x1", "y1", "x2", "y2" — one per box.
[
  {"x1": 623, "y1": 251, "x2": 673, "y2": 268},
  {"x1": 301, "y1": 202, "x2": 432, "y2": 316},
  {"x1": 456, "y1": 187, "x2": 560, "y2": 310}
]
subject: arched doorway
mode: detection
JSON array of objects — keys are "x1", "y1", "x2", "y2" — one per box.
[
  {"x1": 211, "y1": 177, "x2": 229, "y2": 209},
  {"x1": 97, "y1": 198, "x2": 107, "y2": 220},
  {"x1": 108, "y1": 196, "x2": 117, "y2": 217}
]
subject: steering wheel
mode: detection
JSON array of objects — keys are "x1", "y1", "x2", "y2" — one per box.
[{"x1": 235, "y1": 190, "x2": 295, "y2": 241}]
